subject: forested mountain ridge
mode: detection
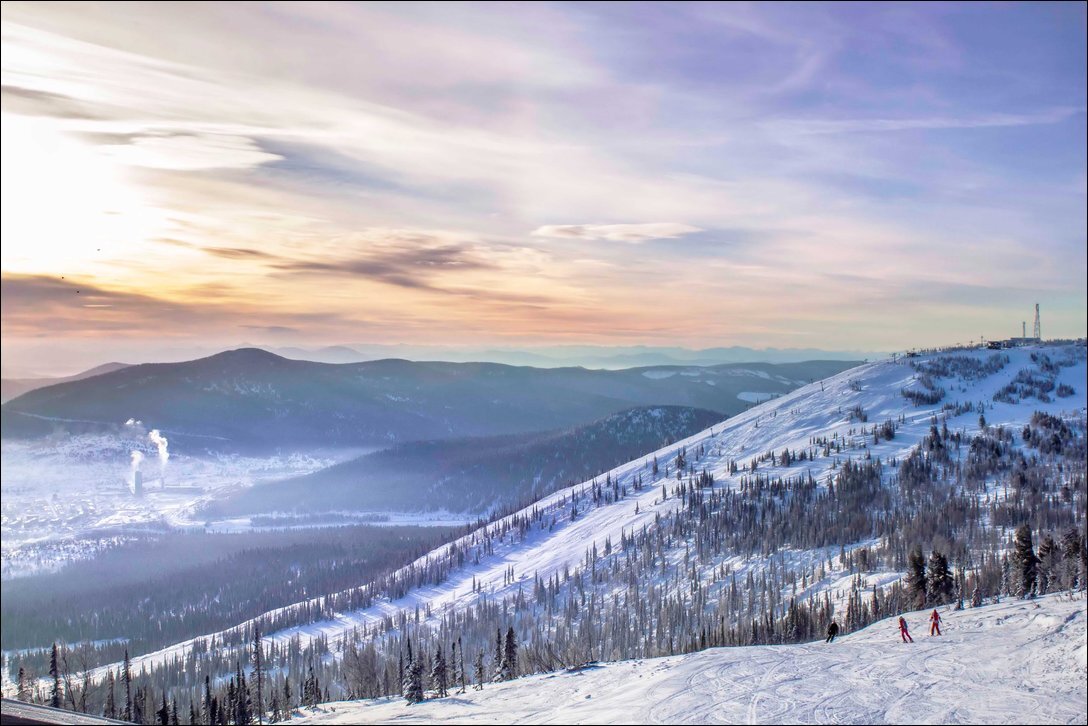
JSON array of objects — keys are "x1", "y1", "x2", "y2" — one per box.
[
  {"x1": 0, "y1": 349, "x2": 855, "y2": 451},
  {"x1": 207, "y1": 406, "x2": 725, "y2": 515},
  {"x1": 0, "y1": 362, "x2": 131, "y2": 404}
]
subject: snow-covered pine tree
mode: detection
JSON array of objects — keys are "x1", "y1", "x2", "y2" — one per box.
[
  {"x1": 132, "y1": 685, "x2": 145, "y2": 725},
  {"x1": 492, "y1": 629, "x2": 503, "y2": 682},
  {"x1": 431, "y1": 645, "x2": 448, "y2": 698},
  {"x1": 234, "y1": 660, "x2": 252, "y2": 725},
  {"x1": 203, "y1": 675, "x2": 213, "y2": 725},
  {"x1": 245, "y1": 670, "x2": 256, "y2": 724},
  {"x1": 304, "y1": 663, "x2": 318, "y2": 708},
  {"x1": 157, "y1": 693, "x2": 169, "y2": 726},
  {"x1": 123, "y1": 649, "x2": 133, "y2": 723},
  {"x1": 473, "y1": 651, "x2": 485, "y2": 691},
  {"x1": 49, "y1": 642, "x2": 61, "y2": 709},
  {"x1": 405, "y1": 659, "x2": 424, "y2": 704},
  {"x1": 458, "y1": 636, "x2": 467, "y2": 694},
  {"x1": 925, "y1": 550, "x2": 953, "y2": 605},
  {"x1": 906, "y1": 546, "x2": 927, "y2": 608},
  {"x1": 17, "y1": 667, "x2": 31, "y2": 704},
  {"x1": 1060, "y1": 528, "x2": 1083, "y2": 591},
  {"x1": 1013, "y1": 524, "x2": 1038, "y2": 598},
  {"x1": 501, "y1": 627, "x2": 518, "y2": 681},
  {"x1": 399, "y1": 636, "x2": 424, "y2": 705},
  {"x1": 253, "y1": 627, "x2": 265, "y2": 725},
  {"x1": 99, "y1": 671, "x2": 114, "y2": 718},
  {"x1": 282, "y1": 677, "x2": 293, "y2": 718},
  {"x1": 402, "y1": 639, "x2": 415, "y2": 704},
  {"x1": 1036, "y1": 535, "x2": 1059, "y2": 594},
  {"x1": 270, "y1": 689, "x2": 281, "y2": 724},
  {"x1": 448, "y1": 639, "x2": 458, "y2": 693},
  {"x1": 228, "y1": 681, "x2": 239, "y2": 723}
]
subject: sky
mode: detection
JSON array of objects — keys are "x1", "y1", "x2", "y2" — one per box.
[{"x1": 1, "y1": 2, "x2": 1085, "y2": 375}]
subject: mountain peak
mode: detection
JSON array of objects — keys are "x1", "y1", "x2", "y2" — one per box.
[{"x1": 202, "y1": 347, "x2": 291, "y2": 365}]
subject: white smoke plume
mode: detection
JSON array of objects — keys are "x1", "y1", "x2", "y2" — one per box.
[
  {"x1": 130, "y1": 450, "x2": 144, "y2": 492},
  {"x1": 149, "y1": 429, "x2": 169, "y2": 475}
]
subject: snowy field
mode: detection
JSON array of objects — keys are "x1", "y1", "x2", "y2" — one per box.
[{"x1": 297, "y1": 595, "x2": 1088, "y2": 725}]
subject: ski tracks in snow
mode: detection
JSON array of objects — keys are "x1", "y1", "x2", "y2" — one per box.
[
  {"x1": 297, "y1": 596, "x2": 1086, "y2": 724},
  {"x1": 605, "y1": 598, "x2": 1083, "y2": 725}
]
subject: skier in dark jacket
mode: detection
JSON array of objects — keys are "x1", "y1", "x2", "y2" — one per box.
[{"x1": 825, "y1": 621, "x2": 839, "y2": 643}]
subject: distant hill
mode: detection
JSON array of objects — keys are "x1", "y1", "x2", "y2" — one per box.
[
  {"x1": 0, "y1": 362, "x2": 131, "y2": 404},
  {"x1": 266, "y1": 343, "x2": 880, "y2": 368},
  {"x1": 0, "y1": 348, "x2": 858, "y2": 451},
  {"x1": 204, "y1": 405, "x2": 725, "y2": 515}
]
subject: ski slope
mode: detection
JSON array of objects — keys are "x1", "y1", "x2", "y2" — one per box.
[
  {"x1": 297, "y1": 594, "x2": 1088, "y2": 725},
  {"x1": 85, "y1": 344, "x2": 1087, "y2": 682}
]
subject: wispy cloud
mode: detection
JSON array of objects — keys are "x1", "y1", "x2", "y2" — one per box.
[
  {"x1": 770, "y1": 107, "x2": 1085, "y2": 136},
  {"x1": 531, "y1": 223, "x2": 703, "y2": 243},
  {"x1": 152, "y1": 232, "x2": 556, "y2": 306},
  {"x1": 269, "y1": 241, "x2": 492, "y2": 291},
  {"x1": 238, "y1": 324, "x2": 301, "y2": 335},
  {"x1": 0, "y1": 83, "x2": 109, "y2": 119},
  {"x1": 200, "y1": 246, "x2": 282, "y2": 261},
  {"x1": 99, "y1": 133, "x2": 282, "y2": 171},
  {"x1": 0, "y1": 273, "x2": 356, "y2": 336}
]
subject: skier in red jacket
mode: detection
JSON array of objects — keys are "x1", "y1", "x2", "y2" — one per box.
[
  {"x1": 898, "y1": 616, "x2": 913, "y2": 643},
  {"x1": 929, "y1": 609, "x2": 942, "y2": 636}
]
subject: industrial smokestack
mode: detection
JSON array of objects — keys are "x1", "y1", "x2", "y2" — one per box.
[{"x1": 130, "y1": 450, "x2": 144, "y2": 493}]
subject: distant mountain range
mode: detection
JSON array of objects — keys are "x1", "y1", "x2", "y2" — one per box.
[
  {"x1": 0, "y1": 362, "x2": 131, "y2": 404},
  {"x1": 268, "y1": 343, "x2": 881, "y2": 369},
  {"x1": 204, "y1": 406, "x2": 725, "y2": 515},
  {"x1": 0, "y1": 348, "x2": 858, "y2": 452},
  {"x1": 1, "y1": 342, "x2": 880, "y2": 380}
]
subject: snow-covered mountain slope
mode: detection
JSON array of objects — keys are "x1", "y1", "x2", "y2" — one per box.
[
  {"x1": 296, "y1": 594, "x2": 1088, "y2": 725},
  {"x1": 81, "y1": 343, "x2": 1087, "y2": 692}
]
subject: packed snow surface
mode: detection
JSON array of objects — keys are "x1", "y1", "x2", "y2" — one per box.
[{"x1": 297, "y1": 595, "x2": 1088, "y2": 725}]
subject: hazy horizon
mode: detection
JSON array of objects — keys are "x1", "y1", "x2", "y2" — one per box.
[
  {"x1": 1, "y1": 340, "x2": 884, "y2": 380},
  {"x1": 2, "y1": 2, "x2": 1086, "y2": 375}
]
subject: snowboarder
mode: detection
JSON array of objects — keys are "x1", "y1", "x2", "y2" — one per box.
[
  {"x1": 825, "y1": 621, "x2": 839, "y2": 643},
  {"x1": 898, "y1": 616, "x2": 913, "y2": 643},
  {"x1": 929, "y1": 609, "x2": 942, "y2": 636}
]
